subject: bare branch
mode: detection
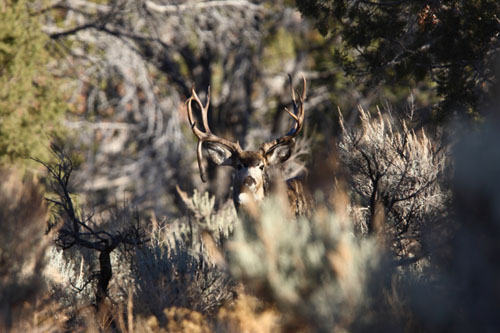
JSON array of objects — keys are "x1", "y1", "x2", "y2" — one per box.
[{"x1": 145, "y1": 0, "x2": 264, "y2": 13}]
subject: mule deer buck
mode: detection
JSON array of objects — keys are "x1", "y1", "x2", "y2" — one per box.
[{"x1": 186, "y1": 75, "x2": 312, "y2": 216}]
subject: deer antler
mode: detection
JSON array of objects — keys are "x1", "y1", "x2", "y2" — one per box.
[
  {"x1": 260, "y1": 74, "x2": 307, "y2": 154},
  {"x1": 186, "y1": 85, "x2": 242, "y2": 182}
]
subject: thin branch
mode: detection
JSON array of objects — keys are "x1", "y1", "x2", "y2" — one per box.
[
  {"x1": 48, "y1": 22, "x2": 99, "y2": 39},
  {"x1": 358, "y1": 1, "x2": 406, "y2": 7},
  {"x1": 144, "y1": 0, "x2": 264, "y2": 13}
]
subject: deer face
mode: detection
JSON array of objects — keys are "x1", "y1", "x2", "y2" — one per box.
[
  {"x1": 186, "y1": 75, "x2": 305, "y2": 212},
  {"x1": 205, "y1": 143, "x2": 294, "y2": 210},
  {"x1": 232, "y1": 151, "x2": 267, "y2": 206}
]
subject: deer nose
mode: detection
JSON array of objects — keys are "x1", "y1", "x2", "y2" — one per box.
[{"x1": 243, "y1": 176, "x2": 256, "y2": 187}]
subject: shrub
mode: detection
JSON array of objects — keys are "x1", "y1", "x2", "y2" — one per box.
[
  {"x1": 131, "y1": 188, "x2": 237, "y2": 325},
  {"x1": 225, "y1": 186, "x2": 383, "y2": 331},
  {"x1": 338, "y1": 106, "x2": 449, "y2": 263},
  {"x1": 38, "y1": 147, "x2": 145, "y2": 310},
  {"x1": 131, "y1": 231, "x2": 234, "y2": 323}
]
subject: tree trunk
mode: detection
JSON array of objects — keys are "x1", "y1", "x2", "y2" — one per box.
[{"x1": 96, "y1": 249, "x2": 112, "y2": 307}]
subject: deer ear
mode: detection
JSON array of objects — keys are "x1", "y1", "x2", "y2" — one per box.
[
  {"x1": 206, "y1": 142, "x2": 234, "y2": 166},
  {"x1": 264, "y1": 141, "x2": 294, "y2": 165}
]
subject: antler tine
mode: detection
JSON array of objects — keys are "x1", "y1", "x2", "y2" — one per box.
[
  {"x1": 196, "y1": 140, "x2": 206, "y2": 182},
  {"x1": 187, "y1": 85, "x2": 211, "y2": 138},
  {"x1": 191, "y1": 85, "x2": 211, "y2": 132},
  {"x1": 287, "y1": 74, "x2": 306, "y2": 135},
  {"x1": 259, "y1": 74, "x2": 307, "y2": 154}
]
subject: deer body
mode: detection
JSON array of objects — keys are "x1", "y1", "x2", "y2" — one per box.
[{"x1": 186, "y1": 76, "x2": 312, "y2": 216}]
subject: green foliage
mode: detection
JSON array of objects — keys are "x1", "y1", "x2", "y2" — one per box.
[
  {"x1": 0, "y1": 0, "x2": 66, "y2": 165},
  {"x1": 295, "y1": 0, "x2": 500, "y2": 119}
]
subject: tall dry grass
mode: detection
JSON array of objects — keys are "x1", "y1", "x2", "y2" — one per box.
[{"x1": 0, "y1": 170, "x2": 66, "y2": 331}]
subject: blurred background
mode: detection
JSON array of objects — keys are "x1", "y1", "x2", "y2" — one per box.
[
  {"x1": 1, "y1": 0, "x2": 499, "y2": 332},
  {"x1": 4, "y1": 0, "x2": 447, "y2": 216}
]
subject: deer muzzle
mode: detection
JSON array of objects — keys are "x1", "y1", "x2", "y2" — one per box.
[{"x1": 243, "y1": 176, "x2": 256, "y2": 187}]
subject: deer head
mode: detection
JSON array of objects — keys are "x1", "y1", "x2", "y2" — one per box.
[{"x1": 186, "y1": 75, "x2": 306, "y2": 211}]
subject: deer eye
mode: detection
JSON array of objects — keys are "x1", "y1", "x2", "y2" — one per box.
[{"x1": 259, "y1": 165, "x2": 264, "y2": 170}]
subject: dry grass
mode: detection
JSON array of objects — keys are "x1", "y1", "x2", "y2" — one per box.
[
  {"x1": 217, "y1": 288, "x2": 280, "y2": 333},
  {"x1": 0, "y1": 169, "x2": 54, "y2": 331}
]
